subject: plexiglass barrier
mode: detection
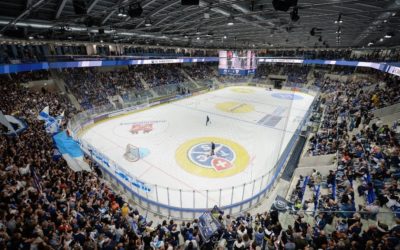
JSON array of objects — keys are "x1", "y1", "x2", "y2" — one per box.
[{"x1": 68, "y1": 83, "x2": 320, "y2": 219}]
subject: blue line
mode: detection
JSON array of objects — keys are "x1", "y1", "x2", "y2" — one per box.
[
  {"x1": 208, "y1": 93, "x2": 310, "y2": 112},
  {"x1": 171, "y1": 102, "x2": 297, "y2": 134}
]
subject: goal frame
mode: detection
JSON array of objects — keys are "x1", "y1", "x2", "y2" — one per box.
[{"x1": 124, "y1": 144, "x2": 140, "y2": 162}]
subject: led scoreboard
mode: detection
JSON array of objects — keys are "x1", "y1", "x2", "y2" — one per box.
[{"x1": 218, "y1": 50, "x2": 257, "y2": 76}]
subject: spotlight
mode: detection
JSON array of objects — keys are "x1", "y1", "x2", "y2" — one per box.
[
  {"x1": 145, "y1": 18, "x2": 152, "y2": 27},
  {"x1": 223, "y1": 35, "x2": 227, "y2": 39},
  {"x1": 118, "y1": 7, "x2": 127, "y2": 17},
  {"x1": 335, "y1": 13, "x2": 342, "y2": 24},
  {"x1": 368, "y1": 42, "x2": 374, "y2": 46},
  {"x1": 379, "y1": 38, "x2": 384, "y2": 42},
  {"x1": 384, "y1": 32, "x2": 394, "y2": 38},
  {"x1": 227, "y1": 16, "x2": 234, "y2": 26},
  {"x1": 128, "y1": 3, "x2": 143, "y2": 18},
  {"x1": 28, "y1": 36, "x2": 34, "y2": 40},
  {"x1": 196, "y1": 37, "x2": 200, "y2": 40}
]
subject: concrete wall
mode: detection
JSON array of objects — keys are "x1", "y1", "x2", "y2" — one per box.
[
  {"x1": 294, "y1": 163, "x2": 337, "y2": 177},
  {"x1": 25, "y1": 79, "x2": 57, "y2": 92},
  {"x1": 372, "y1": 102, "x2": 400, "y2": 119},
  {"x1": 298, "y1": 154, "x2": 335, "y2": 168}
]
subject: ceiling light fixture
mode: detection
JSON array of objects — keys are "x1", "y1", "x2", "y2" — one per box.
[
  {"x1": 145, "y1": 18, "x2": 152, "y2": 27},
  {"x1": 335, "y1": 13, "x2": 342, "y2": 24},
  {"x1": 384, "y1": 32, "x2": 394, "y2": 39},
  {"x1": 227, "y1": 15, "x2": 234, "y2": 26},
  {"x1": 118, "y1": 7, "x2": 127, "y2": 17}
]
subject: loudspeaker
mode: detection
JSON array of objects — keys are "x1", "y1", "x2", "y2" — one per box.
[
  {"x1": 128, "y1": 3, "x2": 143, "y2": 18},
  {"x1": 98, "y1": 28, "x2": 104, "y2": 34},
  {"x1": 274, "y1": 80, "x2": 282, "y2": 89},
  {"x1": 290, "y1": 7, "x2": 299, "y2": 22},
  {"x1": 181, "y1": 0, "x2": 199, "y2": 5},
  {"x1": 73, "y1": 0, "x2": 87, "y2": 15},
  {"x1": 272, "y1": 0, "x2": 297, "y2": 12}
]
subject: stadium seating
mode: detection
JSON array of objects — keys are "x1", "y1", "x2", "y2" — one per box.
[{"x1": 0, "y1": 63, "x2": 399, "y2": 250}]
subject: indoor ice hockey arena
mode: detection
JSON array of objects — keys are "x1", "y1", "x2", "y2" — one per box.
[{"x1": 0, "y1": 0, "x2": 399, "y2": 249}]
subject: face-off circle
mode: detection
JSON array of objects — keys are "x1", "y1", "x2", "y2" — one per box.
[
  {"x1": 176, "y1": 137, "x2": 250, "y2": 178},
  {"x1": 231, "y1": 87, "x2": 255, "y2": 94},
  {"x1": 216, "y1": 101, "x2": 254, "y2": 113}
]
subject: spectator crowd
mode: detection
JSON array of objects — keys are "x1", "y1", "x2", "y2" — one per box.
[{"x1": 0, "y1": 62, "x2": 399, "y2": 250}]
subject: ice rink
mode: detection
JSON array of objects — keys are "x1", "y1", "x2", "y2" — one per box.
[{"x1": 79, "y1": 86, "x2": 315, "y2": 208}]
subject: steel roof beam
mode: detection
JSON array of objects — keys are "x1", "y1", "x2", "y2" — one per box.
[
  {"x1": 87, "y1": 0, "x2": 101, "y2": 14},
  {"x1": 135, "y1": 0, "x2": 181, "y2": 28},
  {"x1": 0, "y1": 0, "x2": 47, "y2": 33},
  {"x1": 55, "y1": 0, "x2": 68, "y2": 19}
]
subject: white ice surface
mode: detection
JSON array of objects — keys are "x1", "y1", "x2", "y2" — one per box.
[{"x1": 80, "y1": 86, "x2": 314, "y2": 208}]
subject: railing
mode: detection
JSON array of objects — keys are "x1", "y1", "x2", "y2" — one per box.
[{"x1": 67, "y1": 83, "x2": 320, "y2": 219}]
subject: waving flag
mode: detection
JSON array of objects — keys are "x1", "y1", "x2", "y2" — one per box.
[{"x1": 38, "y1": 106, "x2": 63, "y2": 134}]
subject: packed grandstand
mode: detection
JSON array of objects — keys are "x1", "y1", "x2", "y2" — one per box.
[
  {"x1": 1, "y1": 1, "x2": 400, "y2": 249},
  {"x1": 0, "y1": 47, "x2": 399, "y2": 250}
]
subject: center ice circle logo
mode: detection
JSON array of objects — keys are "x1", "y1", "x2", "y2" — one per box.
[
  {"x1": 176, "y1": 137, "x2": 250, "y2": 178},
  {"x1": 188, "y1": 143, "x2": 235, "y2": 170}
]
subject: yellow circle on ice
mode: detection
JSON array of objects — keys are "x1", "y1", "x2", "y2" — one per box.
[
  {"x1": 231, "y1": 87, "x2": 255, "y2": 93},
  {"x1": 216, "y1": 102, "x2": 254, "y2": 113},
  {"x1": 175, "y1": 137, "x2": 250, "y2": 178}
]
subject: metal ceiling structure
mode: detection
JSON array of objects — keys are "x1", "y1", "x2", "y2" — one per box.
[{"x1": 0, "y1": 0, "x2": 399, "y2": 49}]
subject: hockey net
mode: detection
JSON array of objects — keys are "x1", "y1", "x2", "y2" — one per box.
[{"x1": 124, "y1": 144, "x2": 140, "y2": 162}]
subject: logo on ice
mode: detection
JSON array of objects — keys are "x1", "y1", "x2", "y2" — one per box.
[
  {"x1": 130, "y1": 123, "x2": 153, "y2": 134},
  {"x1": 188, "y1": 143, "x2": 235, "y2": 171}
]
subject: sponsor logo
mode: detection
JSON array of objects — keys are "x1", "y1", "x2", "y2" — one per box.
[
  {"x1": 120, "y1": 120, "x2": 167, "y2": 135},
  {"x1": 130, "y1": 123, "x2": 153, "y2": 134},
  {"x1": 176, "y1": 137, "x2": 249, "y2": 178}
]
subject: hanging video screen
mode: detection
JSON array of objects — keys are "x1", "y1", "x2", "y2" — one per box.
[{"x1": 218, "y1": 50, "x2": 256, "y2": 75}]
